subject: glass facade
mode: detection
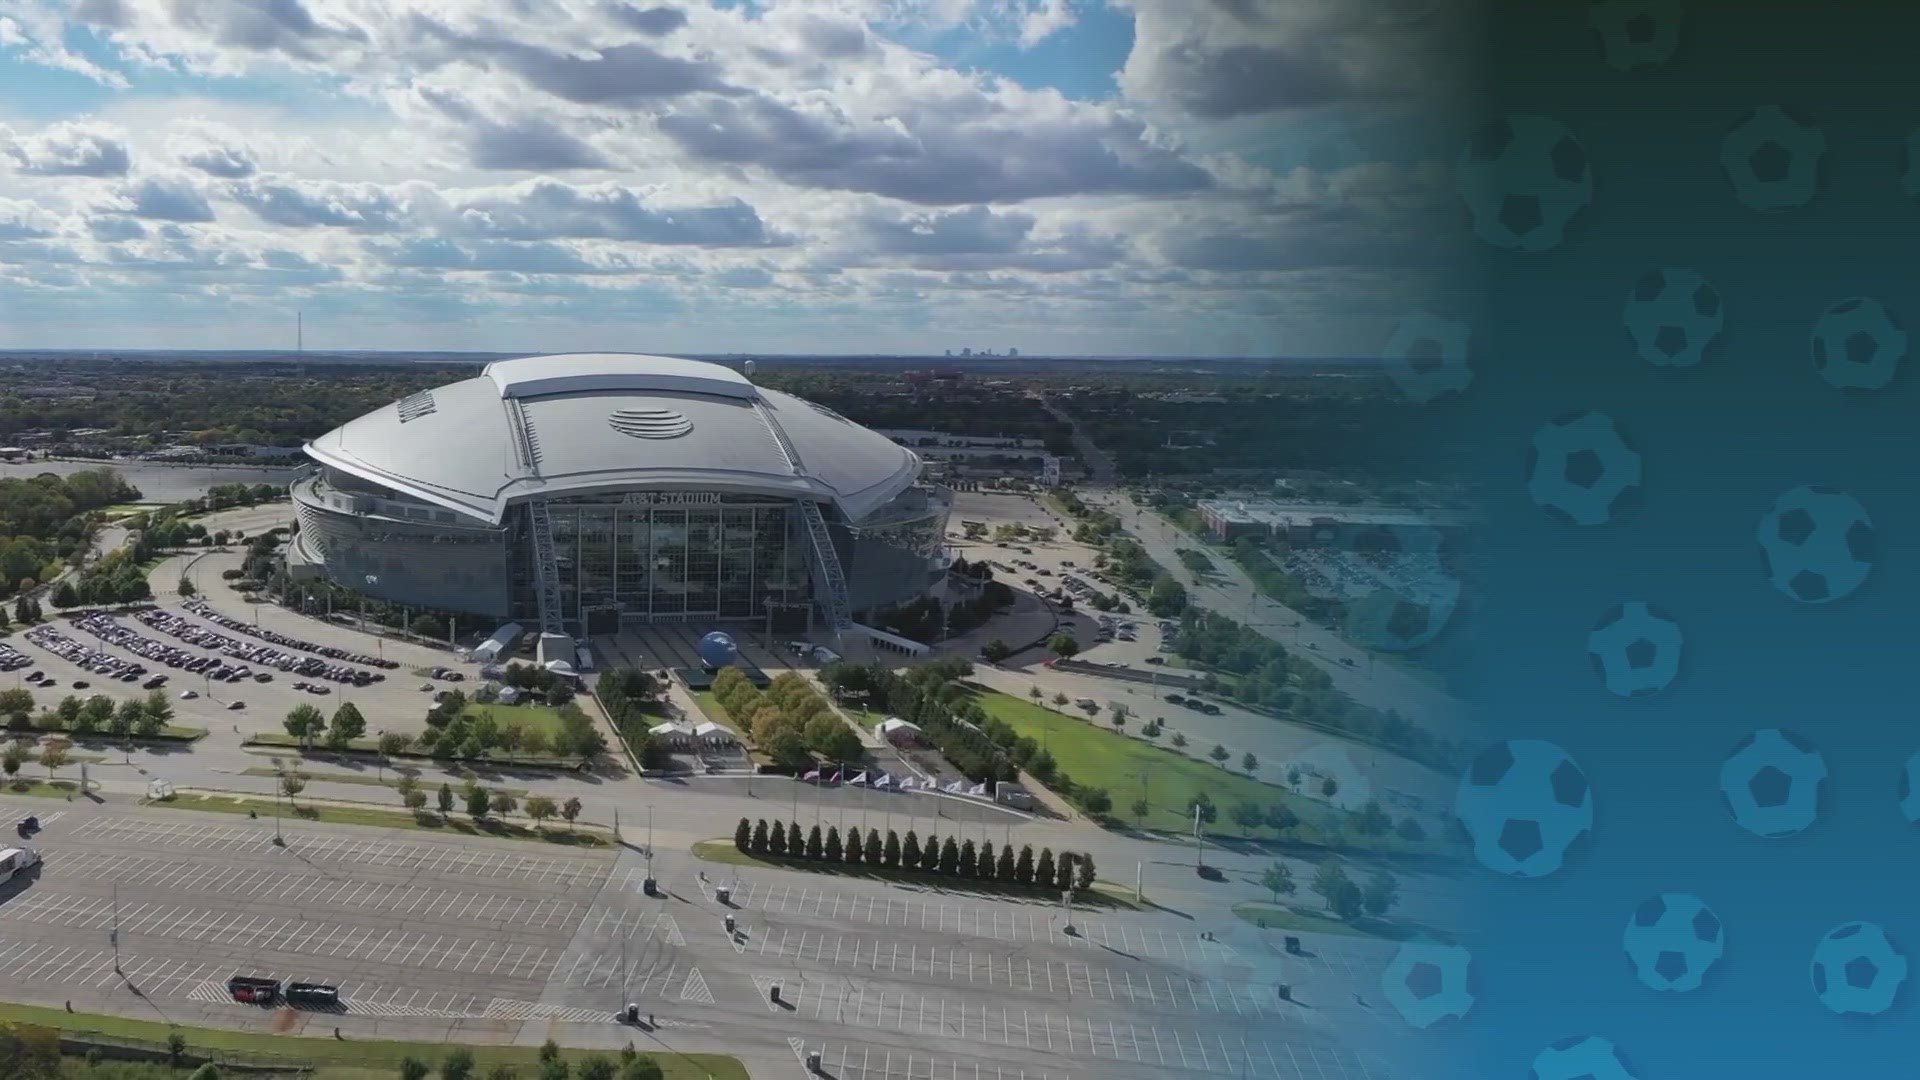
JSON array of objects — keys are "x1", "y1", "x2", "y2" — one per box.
[{"x1": 295, "y1": 472, "x2": 952, "y2": 632}]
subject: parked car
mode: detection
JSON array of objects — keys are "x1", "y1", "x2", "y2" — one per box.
[{"x1": 227, "y1": 700, "x2": 245, "y2": 710}]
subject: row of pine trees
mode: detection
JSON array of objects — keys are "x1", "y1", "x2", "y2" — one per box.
[{"x1": 734, "y1": 816, "x2": 1094, "y2": 892}]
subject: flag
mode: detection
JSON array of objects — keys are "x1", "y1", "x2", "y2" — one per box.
[
  {"x1": 828, "y1": 769, "x2": 843, "y2": 785},
  {"x1": 803, "y1": 769, "x2": 821, "y2": 781},
  {"x1": 898, "y1": 777, "x2": 916, "y2": 791},
  {"x1": 945, "y1": 780, "x2": 965, "y2": 794},
  {"x1": 849, "y1": 771, "x2": 869, "y2": 786},
  {"x1": 873, "y1": 774, "x2": 893, "y2": 789},
  {"x1": 968, "y1": 782, "x2": 988, "y2": 796}
]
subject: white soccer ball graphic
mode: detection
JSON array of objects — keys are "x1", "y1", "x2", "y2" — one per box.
[
  {"x1": 1721, "y1": 105, "x2": 1824, "y2": 212},
  {"x1": 1622, "y1": 892, "x2": 1724, "y2": 992},
  {"x1": 1380, "y1": 936, "x2": 1474, "y2": 1030},
  {"x1": 1525, "y1": 411, "x2": 1641, "y2": 526},
  {"x1": 1528, "y1": 1036, "x2": 1641, "y2": 1080},
  {"x1": 1587, "y1": 0, "x2": 1684, "y2": 71},
  {"x1": 1587, "y1": 601, "x2": 1682, "y2": 698},
  {"x1": 1756, "y1": 485, "x2": 1873, "y2": 604},
  {"x1": 1811, "y1": 296, "x2": 1906, "y2": 391},
  {"x1": 1383, "y1": 312, "x2": 1473, "y2": 404},
  {"x1": 1812, "y1": 922, "x2": 1907, "y2": 1016},
  {"x1": 1455, "y1": 740, "x2": 1592, "y2": 878},
  {"x1": 1623, "y1": 268, "x2": 1722, "y2": 368},
  {"x1": 1719, "y1": 728, "x2": 1827, "y2": 838},
  {"x1": 1455, "y1": 114, "x2": 1592, "y2": 252}
]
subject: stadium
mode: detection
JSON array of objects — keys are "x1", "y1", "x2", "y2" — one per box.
[{"x1": 289, "y1": 353, "x2": 952, "y2": 639}]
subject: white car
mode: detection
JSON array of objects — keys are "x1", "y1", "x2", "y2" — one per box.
[
  {"x1": 180, "y1": 689, "x2": 199, "y2": 699},
  {"x1": 227, "y1": 700, "x2": 246, "y2": 711}
]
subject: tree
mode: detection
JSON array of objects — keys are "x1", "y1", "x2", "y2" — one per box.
[
  {"x1": 883, "y1": 829, "x2": 900, "y2": 867},
  {"x1": 1075, "y1": 851, "x2": 1095, "y2": 892},
  {"x1": 561, "y1": 796, "x2": 582, "y2": 830},
  {"x1": 490, "y1": 789, "x2": 518, "y2": 817},
  {"x1": 1148, "y1": 575, "x2": 1187, "y2": 618},
  {"x1": 401, "y1": 1058, "x2": 431, "y2": 1080},
  {"x1": 825, "y1": 825, "x2": 843, "y2": 861},
  {"x1": 939, "y1": 836, "x2": 961, "y2": 875},
  {"x1": 1, "y1": 750, "x2": 20, "y2": 783},
  {"x1": 735, "y1": 817, "x2": 752, "y2": 853},
  {"x1": 1311, "y1": 862, "x2": 1363, "y2": 921},
  {"x1": 1351, "y1": 799, "x2": 1392, "y2": 837},
  {"x1": 769, "y1": 820, "x2": 789, "y2": 857},
  {"x1": 751, "y1": 819, "x2": 770, "y2": 853},
  {"x1": 1188, "y1": 791, "x2": 1217, "y2": 825},
  {"x1": 404, "y1": 789, "x2": 428, "y2": 813},
  {"x1": 1046, "y1": 632, "x2": 1080, "y2": 658},
  {"x1": 1261, "y1": 861, "x2": 1297, "y2": 903},
  {"x1": 1028, "y1": 685, "x2": 1042, "y2": 700},
  {"x1": 328, "y1": 702, "x2": 367, "y2": 748},
  {"x1": 843, "y1": 825, "x2": 863, "y2": 865},
  {"x1": 12, "y1": 595, "x2": 29, "y2": 625},
  {"x1": 1321, "y1": 775, "x2": 1340, "y2": 800},
  {"x1": 1363, "y1": 872, "x2": 1401, "y2": 919},
  {"x1": 1209, "y1": 743, "x2": 1230, "y2": 764},
  {"x1": 1052, "y1": 692, "x2": 1070, "y2": 708},
  {"x1": 50, "y1": 581, "x2": 77, "y2": 609},
  {"x1": 178, "y1": 576, "x2": 196, "y2": 597},
  {"x1": 976, "y1": 840, "x2": 995, "y2": 882},
  {"x1": 441, "y1": 1048, "x2": 475, "y2": 1080},
  {"x1": 1015, "y1": 844, "x2": 1036, "y2": 887},
  {"x1": 866, "y1": 829, "x2": 883, "y2": 865},
  {"x1": 1266, "y1": 802, "x2": 1300, "y2": 836},
  {"x1": 958, "y1": 839, "x2": 977, "y2": 878},
  {"x1": 1035, "y1": 848, "x2": 1056, "y2": 889},
  {"x1": 279, "y1": 769, "x2": 306, "y2": 806},
  {"x1": 377, "y1": 731, "x2": 409, "y2": 776},
  {"x1": 576, "y1": 1057, "x2": 615, "y2": 1080},
  {"x1": 806, "y1": 824, "x2": 824, "y2": 860},
  {"x1": 619, "y1": 1056, "x2": 663, "y2": 1080},
  {"x1": 901, "y1": 830, "x2": 920, "y2": 868},
  {"x1": 143, "y1": 688, "x2": 174, "y2": 726},
  {"x1": 526, "y1": 795, "x2": 557, "y2": 829},
  {"x1": 284, "y1": 703, "x2": 325, "y2": 748},
  {"x1": 1287, "y1": 766, "x2": 1303, "y2": 790},
  {"x1": 1055, "y1": 851, "x2": 1077, "y2": 891},
  {"x1": 1241, "y1": 752, "x2": 1259, "y2": 777},
  {"x1": 1130, "y1": 796, "x2": 1150, "y2": 822},
  {"x1": 39, "y1": 739, "x2": 68, "y2": 783},
  {"x1": 466, "y1": 784, "x2": 491, "y2": 822},
  {"x1": 1232, "y1": 800, "x2": 1264, "y2": 837},
  {"x1": 980, "y1": 639, "x2": 1012, "y2": 663},
  {"x1": 996, "y1": 843, "x2": 1016, "y2": 881},
  {"x1": 1170, "y1": 732, "x2": 1187, "y2": 749},
  {"x1": 1080, "y1": 787, "x2": 1112, "y2": 815},
  {"x1": 112, "y1": 697, "x2": 143, "y2": 738}
]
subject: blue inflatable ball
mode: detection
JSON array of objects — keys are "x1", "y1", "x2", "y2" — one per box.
[{"x1": 697, "y1": 631, "x2": 738, "y2": 669}]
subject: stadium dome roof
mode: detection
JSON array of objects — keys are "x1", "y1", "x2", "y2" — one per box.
[{"x1": 304, "y1": 353, "x2": 921, "y2": 526}]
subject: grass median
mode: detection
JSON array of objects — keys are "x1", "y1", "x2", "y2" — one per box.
[
  {"x1": 0, "y1": 1001, "x2": 747, "y2": 1080},
  {"x1": 692, "y1": 839, "x2": 1143, "y2": 909},
  {"x1": 149, "y1": 793, "x2": 611, "y2": 847}
]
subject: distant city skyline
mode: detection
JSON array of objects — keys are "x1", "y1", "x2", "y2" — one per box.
[{"x1": 0, "y1": 1, "x2": 1467, "y2": 356}]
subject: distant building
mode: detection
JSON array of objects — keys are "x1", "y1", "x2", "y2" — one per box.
[
  {"x1": 1007, "y1": 347, "x2": 1018, "y2": 357},
  {"x1": 960, "y1": 347, "x2": 972, "y2": 357}
]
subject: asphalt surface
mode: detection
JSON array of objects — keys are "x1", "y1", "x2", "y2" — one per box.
[{"x1": 0, "y1": 800, "x2": 1407, "y2": 1080}]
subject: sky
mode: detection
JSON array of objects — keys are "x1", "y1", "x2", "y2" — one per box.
[{"x1": 0, "y1": 0, "x2": 1470, "y2": 357}]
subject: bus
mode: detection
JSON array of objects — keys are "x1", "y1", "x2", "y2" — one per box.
[{"x1": 0, "y1": 847, "x2": 40, "y2": 885}]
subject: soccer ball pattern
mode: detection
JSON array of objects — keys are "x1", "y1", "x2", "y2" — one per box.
[
  {"x1": 1623, "y1": 268, "x2": 1722, "y2": 368},
  {"x1": 1455, "y1": 114, "x2": 1592, "y2": 252},
  {"x1": 1587, "y1": 0, "x2": 1683, "y2": 71},
  {"x1": 1383, "y1": 312, "x2": 1472, "y2": 404},
  {"x1": 1811, "y1": 296, "x2": 1906, "y2": 390},
  {"x1": 1528, "y1": 1036, "x2": 1641, "y2": 1080},
  {"x1": 1525, "y1": 411, "x2": 1642, "y2": 526},
  {"x1": 1898, "y1": 751, "x2": 1920, "y2": 823},
  {"x1": 1586, "y1": 601, "x2": 1682, "y2": 698},
  {"x1": 1622, "y1": 893, "x2": 1724, "y2": 992},
  {"x1": 1720, "y1": 105, "x2": 1825, "y2": 211},
  {"x1": 1719, "y1": 728, "x2": 1828, "y2": 838},
  {"x1": 1811, "y1": 922, "x2": 1907, "y2": 1016},
  {"x1": 1455, "y1": 740, "x2": 1593, "y2": 878},
  {"x1": 1756, "y1": 485, "x2": 1874, "y2": 603},
  {"x1": 1380, "y1": 936, "x2": 1475, "y2": 1030},
  {"x1": 1343, "y1": 525, "x2": 1460, "y2": 652}
]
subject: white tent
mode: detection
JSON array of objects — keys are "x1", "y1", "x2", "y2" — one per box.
[
  {"x1": 878, "y1": 717, "x2": 924, "y2": 746},
  {"x1": 692, "y1": 721, "x2": 735, "y2": 744},
  {"x1": 496, "y1": 685, "x2": 523, "y2": 706},
  {"x1": 649, "y1": 721, "x2": 696, "y2": 747}
]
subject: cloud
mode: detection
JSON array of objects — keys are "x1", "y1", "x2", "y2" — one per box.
[
  {"x1": 715, "y1": 265, "x2": 773, "y2": 288},
  {"x1": 231, "y1": 176, "x2": 421, "y2": 231},
  {"x1": 448, "y1": 180, "x2": 778, "y2": 246},
  {"x1": 121, "y1": 173, "x2": 217, "y2": 222},
  {"x1": 370, "y1": 237, "x2": 603, "y2": 275},
  {"x1": 169, "y1": 125, "x2": 258, "y2": 178},
  {"x1": 416, "y1": 87, "x2": 614, "y2": 171},
  {"x1": 609, "y1": 4, "x2": 689, "y2": 36},
  {"x1": 412, "y1": 18, "x2": 734, "y2": 104},
  {"x1": 3, "y1": 121, "x2": 133, "y2": 176},
  {"x1": 1016, "y1": 0, "x2": 1076, "y2": 48},
  {"x1": 0, "y1": 197, "x2": 59, "y2": 241},
  {"x1": 658, "y1": 92, "x2": 1211, "y2": 204},
  {"x1": 86, "y1": 215, "x2": 147, "y2": 242}
]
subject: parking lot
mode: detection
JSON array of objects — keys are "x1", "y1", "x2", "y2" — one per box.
[{"x1": 0, "y1": 801, "x2": 616, "y2": 1032}]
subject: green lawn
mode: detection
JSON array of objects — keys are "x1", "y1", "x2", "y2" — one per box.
[
  {"x1": 464, "y1": 700, "x2": 568, "y2": 740},
  {"x1": 1230, "y1": 902, "x2": 1457, "y2": 944},
  {"x1": 965, "y1": 687, "x2": 1437, "y2": 853},
  {"x1": 691, "y1": 840, "x2": 1143, "y2": 910},
  {"x1": 239, "y1": 766, "x2": 528, "y2": 798},
  {"x1": 1, "y1": 779, "x2": 85, "y2": 800},
  {"x1": 150, "y1": 793, "x2": 610, "y2": 847},
  {"x1": 0, "y1": 1001, "x2": 746, "y2": 1080}
]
